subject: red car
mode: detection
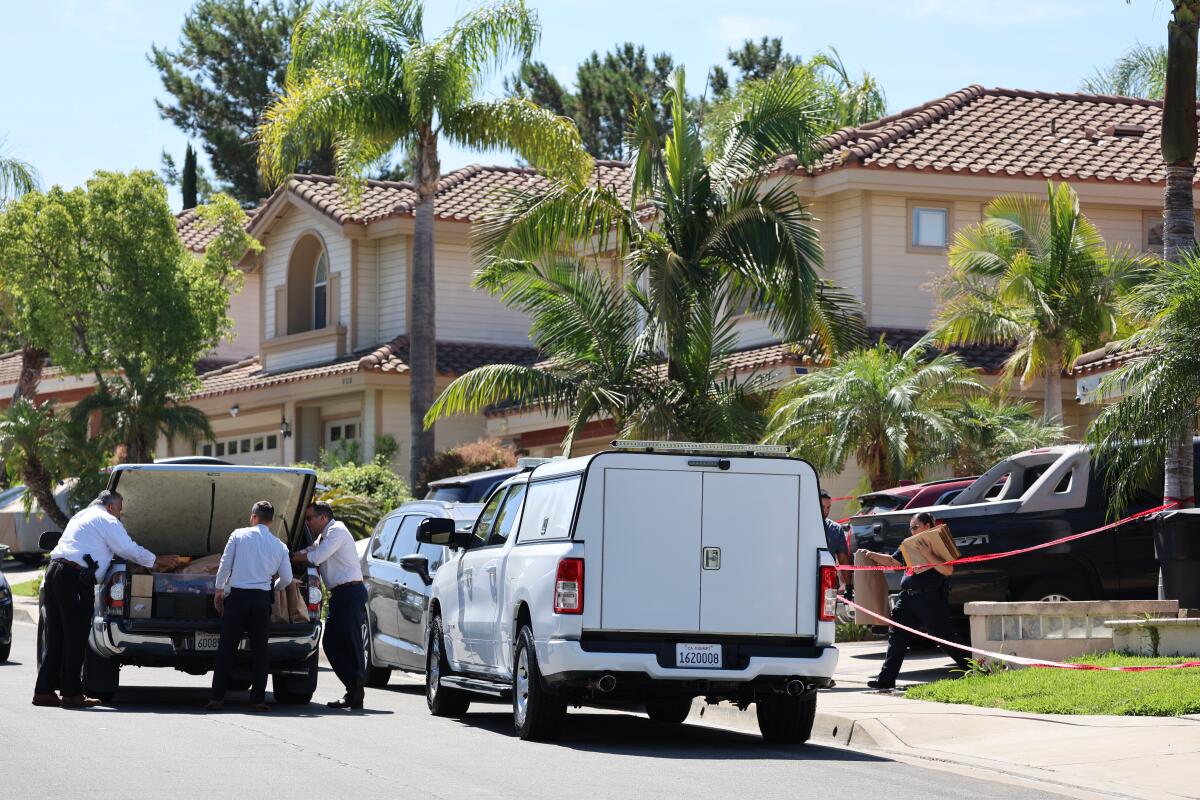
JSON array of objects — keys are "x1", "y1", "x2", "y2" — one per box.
[{"x1": 856, "y1": 476, "x2": 979, "y2": 516}]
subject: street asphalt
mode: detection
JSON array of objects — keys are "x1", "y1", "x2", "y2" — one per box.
[{"x1": 0, "y1": 620, "x2": 1070, "y2": 800}]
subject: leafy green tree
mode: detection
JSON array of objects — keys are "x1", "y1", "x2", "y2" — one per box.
[
  {"x1": 726, "y1": 36, "x2": 799, "y2": 82},
  {"x1": 507, "y1": 43, "x2": 677, "y2": 159},
  {"x1": 149, "y1": 0, "x2": 333, "y2": 204},
  {"x1": 944, "y1": 397, "x2": 1066, "y2": 475},
  {"x1": 764, "y1": 340, "x2": 984, "y2": 491},
  {"x1": 480, "y1": 68, "x2": 863, "y2": 385},
  {"x1": 1082, "y1": 43, "x2": 1169, "y2": 98},
  {"x1": 0, "y1": 171, "x2": 259, "y2": 465},
  {"x1": 932, "y1": 181, "x2": 1145, "y2": 425},
  {"x1": 257, "y1": 0, "x2": 589, "y2": 488},
  {"x1": 182, "y1": 143, "x2": 199, "y2": 210},
  {"x1": 161, "y1": 147, "x2": 216, "y2": 207}
]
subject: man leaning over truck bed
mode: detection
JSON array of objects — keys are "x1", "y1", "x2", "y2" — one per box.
[
  {"x1": 33, "y1": 490, "x2": 180, "y2": 709},
  {"x1": 207, "y1": 500, "x2": 292, "y2": 712}
]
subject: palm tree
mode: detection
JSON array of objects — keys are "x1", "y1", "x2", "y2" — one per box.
[
  {"x1": 1086, "y1": 253, "x2": 1200, "y2": 514},
  {"x1": 479, "y1": 67, "x2": 864, "y2": 384},
  {"x1": 945, "y1": 397, "x2": 1065, "y2": 476},
  {"x1": 810, "y1": 47, "x2": 887, "y2": 128},
  {"x1": 1082, "y1": 43, "x2": 1169, "y2": 99},
  {"x1": 71, "y1": 366, "x2": 213, "y2": 464},
  {"x1": 0, "y1": 399, "x2": 74, "y2": 529},
  {"x1": 426, "y1": 260, "x2": 660, "y2": 456},
  {"x1": 256, "y1": 0, "x2": 589, "y2": 487},
  {"x1": 932, "y1": 181, "x2": 1145, "y2": 425},
  {"x1": 0, "y1": 138, "x2": 38, "y2": 203},
  {"x1": 764, "y1": 340, "x2": 984, "y2": 491}
]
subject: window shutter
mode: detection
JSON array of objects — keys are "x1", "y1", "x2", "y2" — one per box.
[
  {"x1": 274, "y1": 285, "x2": 287, "y2": 337},
  {"x1": 329, "y1": 272, "x2": 342, "y2": 327}
]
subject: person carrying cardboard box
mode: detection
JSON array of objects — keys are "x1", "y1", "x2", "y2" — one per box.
[{"x1": 856, "y1": 512, "x2": 970, "y2": 690}]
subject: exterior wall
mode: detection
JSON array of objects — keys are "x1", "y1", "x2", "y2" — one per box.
[
  {"x1": 376, "y1": 235, "x2": 408, "y2": 341},
  {"x1": 1083, "y1": 205, "x2": 1146, "y2": 252},
  {"x1": 354, "y1": 239, "x2": 379, "y2": 350},
  {"x1": 213, "y1": 270, "x2": 261, "y2": 361},
  {"x1": 262, "y1": 336, "x2": 343, "y2": 372},
  {"x1": 434, "y1": 229, "x2": 532, "y2": 346},
  {"x1": 262, "y1": 205, "x2": 351, "y2": 349}
]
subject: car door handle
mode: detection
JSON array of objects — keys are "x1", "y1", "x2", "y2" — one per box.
[{"x1": 486, "y1": 565, "x2": 497, "y2": 575}]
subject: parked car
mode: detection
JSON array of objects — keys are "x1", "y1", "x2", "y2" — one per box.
[
  {"x1": 0, "y1": 483, "x2": 71, "y2": 564},
  {"x1": 37, "y1": 463, "x2": 325, "y2": 703},
  {"x1": 856, "y1": 476, "x2": 981, "y2": 515},
  {"x1": 417, "y1": 441, "x2": 839, "y2": 743},
  {"x1": 0, "y1": 545, "x2": 12, "y2": 662},
  {"x1": 849, "y1": 442, "x2": 1199, "y2": 607},
  {"x1": 361, "y1": 499, "x2": 484, "y2": 687},
  {"x1": 424, "y1": 467, "x2": 522, "y2": 503}
]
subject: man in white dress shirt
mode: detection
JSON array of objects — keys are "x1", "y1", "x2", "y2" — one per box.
[
  {"x1": 207, "y1": 500, "x2": 292, "y2": 712},
  {"x1": 34, "y1": 490, "x2": 179, "y2": 708},
  {"x1": 294, "y1": 501, "x2": 367, "y2": 709}
]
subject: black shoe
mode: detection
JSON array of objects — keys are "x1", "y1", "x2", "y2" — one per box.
[
  {"x1": 866, "y1": 679, "x2": 895, "y2": 691},
  {"x1": 327, "y1": 687, "x2": 364, "y2": 710}
]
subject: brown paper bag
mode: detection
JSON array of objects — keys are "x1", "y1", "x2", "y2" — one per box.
[
  {"x1": 853, "y1": 550, "x2": 891, "y2": 625},
  {"x1": 899, "y1": 524, "x2": 960, "y2": 574},
  {"x1": 271, "y1": 588, "x2": 290, "y2": 624},
  {"x1": 285, "y1": 581, "x2": 309, "y2": 623}
]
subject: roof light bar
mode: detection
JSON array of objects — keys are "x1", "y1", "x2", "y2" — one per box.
[
  {"x1": 611, "y1": 440, "x2": 790, "y2": 456},
  {"x1": 517, "y1": 456, "x2": 563, "y2": 469}
]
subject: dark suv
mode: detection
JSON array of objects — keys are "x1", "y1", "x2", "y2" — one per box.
[{"x1": 425, "y1": 467, "x2": 521, "y2": 504}]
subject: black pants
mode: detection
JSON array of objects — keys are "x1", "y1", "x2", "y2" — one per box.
[
  {"x1": 877, "y1": 587, "x2": 970, "y2": 686},
  {"x1": 324, "y1": 582, "x2": 368, "y2": 693},
  {"x1": 34, "y1": 561, "x2": 93, "y2": 697},
  {"x1": 211, "y1": 588, "x2": 273, "y2": 703}
]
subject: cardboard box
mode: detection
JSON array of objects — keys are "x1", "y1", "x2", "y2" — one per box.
[
  {"x1": 131, "y1": 574, "x2": 154, "y2": 597},
  {"x1": 128, "y1": 598, "x2": 153, "y2": 619},
  {"x1": 899, "y1": 524, "x2": 960, "y2": 573}
]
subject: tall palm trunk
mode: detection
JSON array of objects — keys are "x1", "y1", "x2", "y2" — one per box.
[
  {"x1": 409, "y1": 125, "x2": 439, "y2": 488},
  {"x1": 1161, "y1": 4, "x2": 1199, "y2": 512},
  {"x1": 23, "y1": 460, "x2": 68, "y2": 530},
  {"x1": 12, "y1": 345, "x2": 46, "y2": 402},
  {"x1": 1042, "y1": 341, "x2": 1064, "y2": 426}
]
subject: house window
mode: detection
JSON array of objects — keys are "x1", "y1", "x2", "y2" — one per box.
[
  {"x1": 313, "y1": 250, "x2": 328, "y2": 330},
  {"x1": 326, "y1": 421, "x2": 360, "y2": 448},
  {"x1": 202, "y1": 444, "x2": 213, "y2": 457},
  {"x1": 1143, "y1": 210, "x2": 1200, "y2": 253},
  {"x1": 911, "y1": 206, "x2": 949, "y2": 250}
]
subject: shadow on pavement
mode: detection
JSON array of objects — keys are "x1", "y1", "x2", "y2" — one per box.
[
  {"x1": 450, "y1": 710, "x2": 891, "y2": 762},
  {"x1": 82, "y1": 685, "x2": 394, "y2": 717}
]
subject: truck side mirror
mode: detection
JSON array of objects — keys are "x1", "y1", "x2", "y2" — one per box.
[
  {"x1": 416, "y1": 517, "x2": 455, "y2": 545},
  {"x1": 39, "y1": 530, "x2": 62, "y2": 552}
]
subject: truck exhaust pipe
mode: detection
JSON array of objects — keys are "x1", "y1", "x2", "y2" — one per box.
[
  {"x1": 596, "y1": 674, "x2": 617, "y2": 693},
  {"x1": 785, "y1": 679, "x2": 806, "y2": 697}
]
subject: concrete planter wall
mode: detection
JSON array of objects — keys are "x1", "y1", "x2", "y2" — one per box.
[
  {"x1": 965, "y1": 600, "x2": 1179, "y2": 662},
  {"x1": 1108, "y1": 618, "x2": 1200, "y2": 657}
]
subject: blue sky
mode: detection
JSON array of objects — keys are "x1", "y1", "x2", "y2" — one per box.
[{"x1": 0, "y1": 0, "x2": 1174, "y2": 208}]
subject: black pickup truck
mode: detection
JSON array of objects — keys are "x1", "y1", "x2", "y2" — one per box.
[{"x1": 848, "y1": 442, "x2": 1198, "y2": 606}]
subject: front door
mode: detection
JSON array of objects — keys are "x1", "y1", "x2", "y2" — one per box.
[
  {"x1": 458, "y1": 484, "x2": 526, "y2": 674},
  {"x1": 390, "y1": 514, "x2": 430, "y2": 669}
]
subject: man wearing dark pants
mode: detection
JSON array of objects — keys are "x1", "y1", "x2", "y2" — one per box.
[
  {"x1": 35, "y1": 491, "x2": 178, "y2": 708},
  {"x1": 207, "y1": 500, "x2": 292, "y2": 712},
  {"x1": 295, "y1": 501, "x2": 367, "y2": 709}
]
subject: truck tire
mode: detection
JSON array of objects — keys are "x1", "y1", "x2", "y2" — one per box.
[
  {"x1": 83, "y1": 648, "x2": 119, "y2": 703},
  {"x1": 272, "y1": 651, "x2": 318, "y2": 705},
  {"x1": 513, "y1": 625, "x2": 566, "y2": 741},
  {"x1": 646, "y1": 697, "x2": 693, "y2": 724},
  {"x1": 364, "y1": 616, "x2": 391, "y2": 688},
  {"x1": 756, "y1": 692, "x2": 817, "y2": 744},
  {"x1": 426, "y1": 616, "x2": 470, "y2": 717}
]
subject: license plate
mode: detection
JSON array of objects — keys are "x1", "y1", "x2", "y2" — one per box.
[
  {"x1": 675, "y1": 643, "x2": 721, "y2": 668},
  {"x1": 194, "y1": 632, "x2": 221, "y2": 652}
]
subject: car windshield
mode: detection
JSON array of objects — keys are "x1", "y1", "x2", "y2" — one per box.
[
  {"x1": 859, "y1": 494, "x2": 908, "y2": 515},
  {"x1": 426, "y1": 477, "x2": 508, "y2": 504}
]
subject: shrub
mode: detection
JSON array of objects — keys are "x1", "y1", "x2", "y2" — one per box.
[
  {"x1": 418, "y1": 438, "x2": 517, "y2": 494},
  {"x1": 300, "y1": 458, "x2": 413, "y2": 540}
]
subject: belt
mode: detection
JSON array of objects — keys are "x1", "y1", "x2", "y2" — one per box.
[
  {"x1": 901, "y1": 585, "x2": 943, "y2": 596},
  {"x1": 52, "y1": 558, "x2": 84, "y2": 572},
  {"x1": 329, "y1": 581, "x2": 364, "y2": 592}
]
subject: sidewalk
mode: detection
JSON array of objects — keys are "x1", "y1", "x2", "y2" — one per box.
[{"x1": 694, "y1": 639, "x2": 1200, "y2": 800}]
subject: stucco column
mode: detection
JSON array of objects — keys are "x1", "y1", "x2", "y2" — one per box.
[
  {"x1": 361, "y1": 388, "x2": 378, "y2": 462},
  {"x1": 282, "y1": 400, "x2": 298, "y2": 465}
]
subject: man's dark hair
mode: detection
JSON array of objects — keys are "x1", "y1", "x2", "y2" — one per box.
[
  {"x1": 912, "y1": 511, "x2": 936, "y2": 528},
  {"x1": 307, "y1": 501, "x2": 334, "y2": 521},
  {"x1": 95, "y1": 490, "x2": 123, "y2": 510},
  {"x1": 252, "y1": 500, "x2": 275, "y2": 522},
  {"x1": 819, "y1": 489, "x2": 832, "y2": 500}
]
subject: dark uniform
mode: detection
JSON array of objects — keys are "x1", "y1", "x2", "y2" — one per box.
[
  {"x1": 824, "y1": 517, "x2": 848, "y2": 558},
  {"x1": 874, "y1": 549, "x2": 970, "y2": 688}
]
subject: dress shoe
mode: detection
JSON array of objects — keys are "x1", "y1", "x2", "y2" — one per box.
[
  {"x1": 31, "y1": 692, "x2": 61, "y2": 707},
  {"x1": 326, "y1": 692, "x2": 364, "y2": 710},
  {"x1": 866, "y1": 679, "x2": 895, "y2": 691},
  {"x1": 204, "y1": 700, "x2": 225, "y2": 712},
  {"x1": 60, "y1": 695, "x2": 102, "y2": 708}
]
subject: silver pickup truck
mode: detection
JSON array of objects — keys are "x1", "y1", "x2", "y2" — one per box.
[{"x1": 38, "y1": 463, "x2": 324, "y2": 704}]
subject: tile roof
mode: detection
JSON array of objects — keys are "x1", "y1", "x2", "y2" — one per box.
[
  {"x1": 781, "y1": 85, "x2": 1180, "y2": 185},
  {"x1": 192, "y1": 336, "x2": 539, "y2": 400},
  {"x1": 1070, "y1": 343, "x2": 1158, "y2": 376},
  {"x1": 0, "y1": 351, "x2": 58, "y2": 385},
  {"x1": 176, "y1": 206, "x2": 262, "y2": 252}
]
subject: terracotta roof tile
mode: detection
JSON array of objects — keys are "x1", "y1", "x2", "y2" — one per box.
[
  {"x1": 780, "y1": 85, "x2": 1182, "y2": 185},
  {"x1": 176, "y1": 206, "x2": 262, "y2": 252},
  {"x1": 1070, "y1": 343, "x2": 1158, "y2": 376}
]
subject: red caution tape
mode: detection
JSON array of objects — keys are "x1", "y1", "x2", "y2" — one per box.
[
  {"x1": 838, "y1": 595, "x2": 1200, "y2": 672},
  {"x1": 836, "y1": 502, "x2": 1177, "y2": 573}
]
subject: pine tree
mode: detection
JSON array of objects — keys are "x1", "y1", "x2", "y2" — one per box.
[{"x1": 181, "y1": 144, "x2": 198, "y2": 210}]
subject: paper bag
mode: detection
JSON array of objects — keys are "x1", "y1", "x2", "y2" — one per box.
[
  {"x1": 853, "y1": 550, "x2": 890, "y2": 624},
  {"x1": 272, "y1": 580, "x2": 310, "y2": 623},
  {"x1": 899, "y1": 523, "x2": 960, "y2": 574}
]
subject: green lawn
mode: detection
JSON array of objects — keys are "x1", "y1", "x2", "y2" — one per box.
[
  {"x1": 906, "y1": 653, "x2": 1200, "y2": 716},
  {"x1": 9, "y1": 577, "x2": 40, "y2": 597}
]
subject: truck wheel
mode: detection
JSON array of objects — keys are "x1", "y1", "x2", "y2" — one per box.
[
  {"x1": 83, "y1": 648, "x2": 119, "y2": 703},
  {"x1": 646, "y1": 697, "x2": 693, "y2": 724},
  {"x1": 364, "y1": 616, "x2": 391, "y2": 688},
  {"x1": 756, "y1": 692, "x2": 817, "y2": 744},
  {"x1": 513, "y1": 625, "x2": 566, "y2": 741},
  {"x1": 272, "y1": 651, "x2": 318, "y2": 705},
  {"x1": 426, "y1": 616, "x2": 470, "y2": 717},
  {"x1": 1015, "y1": 576, "x2": 1092, "y2": 603}
]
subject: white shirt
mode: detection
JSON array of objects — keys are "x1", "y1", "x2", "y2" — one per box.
[
  {"x1": 305, "y1": 520, "x2": 363, "y2": 588},
  {"x1": 50, "y1": 504, "x2": 156, "y2": 577},
  {"x1": 215, "y1": 524, "x2": 292, "y2": 592}
]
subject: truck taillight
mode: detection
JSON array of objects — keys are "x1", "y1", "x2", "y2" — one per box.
[
  {"x1": 553, "y1": 558, "x2": 584, "y2": 614},
  {"x1": 818, "y1": 565, "x2": 838, "y2": 622},
  {"x1": 307, "y1": 567, "x2": 322, "y2": 615},
  {"x1": 105, "y1": 571, "x2": 126, "y2": 617}
]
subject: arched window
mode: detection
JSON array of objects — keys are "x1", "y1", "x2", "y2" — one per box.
[{"x1": 313, "y1": 250, "x2": 328, "y2": 330}]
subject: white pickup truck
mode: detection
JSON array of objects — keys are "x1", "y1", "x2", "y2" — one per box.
[{"x1": 415, "y1": 441, "x2": 839, "y2": 743}]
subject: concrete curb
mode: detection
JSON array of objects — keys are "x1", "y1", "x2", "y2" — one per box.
[
  {"x1": 11, "y1": 597, "x2": 36, "y2": 626},
  {"x1": 687, "y1": 696, "x2": 887, "y2": 748}
]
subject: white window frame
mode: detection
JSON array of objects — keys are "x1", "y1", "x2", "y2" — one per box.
[{"x1": 907, "y1": 200, "x2": 953, "y2": 254}]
